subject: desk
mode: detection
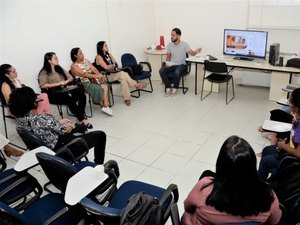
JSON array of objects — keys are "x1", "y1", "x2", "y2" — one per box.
[
  {"x1": 65, "y1": 165, "x2": 108, "y2": 205},
  {"x1": 262, "y1": 120, "x2": 292, "y2": 133},
  {"x1": 144, "y1": 49, "x2": 167, "y2": 80},
  {"x1": 186, "y1": 56, "x2": 300, "y2": 101},
  {"x1": 14, "y1": 146, "x2": 55, "y2": 172}
]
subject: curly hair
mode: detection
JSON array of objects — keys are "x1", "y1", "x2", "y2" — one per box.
[{"x1": 8, "y1": 86, "x2": 37, "y2": 118}]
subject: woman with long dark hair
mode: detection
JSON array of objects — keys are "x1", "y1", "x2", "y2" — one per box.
[
  {"x1": 0, "y1": 64, "x2": 50, "y2": 114},
  {"x1": 95, "y1": 41, "x2": 146, "y2": 106},
  {"x1": 38, "y1": 52, "x2": 92, "y2": 128},
  {"x1": 182, "y1": 135, "x2": 281, "y2": 225},
  {"x1": 70, "y1": 47, "x2": 113, "y2": 116}
]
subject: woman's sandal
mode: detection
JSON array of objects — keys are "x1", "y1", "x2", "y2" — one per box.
[
  {"x1": 4, "y1": 145, "x2": 24, "y2": 157},
  {"x1": 125, "y1": 100, "x2": 131, "y2": 106},
  {"x1": 85, "y1": 123, "x2": 93, "y2": 129},
  {"x1": 136, "y1": 83, "x2": 147, "y2": 90}
]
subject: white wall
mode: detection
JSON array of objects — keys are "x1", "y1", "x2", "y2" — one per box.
[
  {"x1": 154, "y1": 0, "x2": 249, "y2": 55},
  {"x1": 2, "y1": 0, "x2": 300, "y2": 91},
  {"x1": 1, "y1": 0, "x2": 155, "y2": 91}
]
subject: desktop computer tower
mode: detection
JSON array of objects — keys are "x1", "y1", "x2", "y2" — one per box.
[{"x1": 269, "y1": 43, "x2": 280, "y2": 66}]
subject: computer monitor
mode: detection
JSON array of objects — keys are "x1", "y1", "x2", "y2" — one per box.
[{"x1": 223, "y1": 29, "x2": 268, "y2": 60}]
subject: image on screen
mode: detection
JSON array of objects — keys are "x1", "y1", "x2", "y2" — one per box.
[{"x1": 223, "y1": 29, "x2": 268, "y2": 59}]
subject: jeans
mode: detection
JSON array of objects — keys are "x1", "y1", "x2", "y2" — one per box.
[
  {"x1": 258, "y1": 145, "x2": 281, "y2": 180},
  {"x1": 159, "y1": 64, "x2": 187, "y2": 88}
]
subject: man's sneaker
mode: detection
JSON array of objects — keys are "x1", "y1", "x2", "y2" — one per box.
[
  {"x1": 101, "y1": 107, "x2": 113, "y2": 116},
  {"x1": 171, "y1": 88, "x2": 177, "y2": 96},
  {"x1": 165, "y1": 88, "x2": 172, "y2": 97}
]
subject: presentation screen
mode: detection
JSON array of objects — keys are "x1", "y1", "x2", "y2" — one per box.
[{"x1": 223, "y1": 29, "x2": 268, "y2": 59}]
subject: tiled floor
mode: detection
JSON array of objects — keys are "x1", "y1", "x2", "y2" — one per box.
[{"x1": 2, "y1": 77, "x2": 278, "y2": 221}]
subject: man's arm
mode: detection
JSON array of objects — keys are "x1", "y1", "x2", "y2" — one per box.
[
  {"x1": 188, "y1": 48, "x2": 202, "y2": 56},
  {"x1": 166, "y1": 53, "x2": 171, "y2": 62}
]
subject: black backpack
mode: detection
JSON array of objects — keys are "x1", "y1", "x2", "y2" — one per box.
[{"x1": 120, "y1": 192, "x2": 163, "y2": 225}]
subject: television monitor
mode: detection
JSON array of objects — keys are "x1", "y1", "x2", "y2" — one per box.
[{"x1": 223, "y1": 29, "x2": 268, "y2": 60}]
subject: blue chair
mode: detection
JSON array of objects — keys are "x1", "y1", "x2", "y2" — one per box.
[
  {"x1": 80, "y1": 180, "x2": 179, "y2": 224},
  {"x1": 0, "y1": 193, "x2": 86, "y2": 225},
  {"x1": 0, "y1": 151, "x2": 43, "y2": 211},
  {"x1": 121, "y1": 53, "x2": 153, "y2": 98},
  {"x1": 35, "y1": 152, "x2": 118, "y2": 202},
  {"x1": 16, "y1": 127, "x2": 89, "y2": 162},
  {"x1": 36, "y1": 152, "x2": 96, "y2": 193}
]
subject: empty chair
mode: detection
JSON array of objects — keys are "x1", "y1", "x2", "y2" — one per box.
[
  {"x1": 201, "y1": 60, "x2": 235, "y2": 104},
  {"x1": 121, "y1": 53, "x2": 153, "y2": 98},
  {"x1": 71, "y1": 161, "x2": 180, "y2": 225},
  {"x1": 0, "y1": 193, "x2": 86, "y2": 225},
  {"x1": 0, "y1": 150, "x2": 43, "y2": 211}
]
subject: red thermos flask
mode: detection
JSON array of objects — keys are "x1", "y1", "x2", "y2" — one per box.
[{"x1": 160, "y1": 36, "x2": 165, "y2": 47}]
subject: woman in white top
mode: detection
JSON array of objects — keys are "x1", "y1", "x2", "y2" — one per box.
[{"x1": 70, "y1": 48, "x2": 112, "y2": 116}]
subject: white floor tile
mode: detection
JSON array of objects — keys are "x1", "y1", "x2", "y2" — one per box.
[
  {"x1": 144, "y1": 135, "x2": 177, "y2": 151},
  {"x1": 107, "y1": 139, "x2": 140, "y2": 158},
  {"x1": 127, "y1": 146, "x2": 163, "y2": 166},
  {"x1": 3, "y1": 81, "x2": 281, "y2": 221},
  {"x1": 118, "y1": 159, "x2": 147, "y2": 181},
  {"x1": 151, "y1": 153, "x2": 189, "y2": 174}
]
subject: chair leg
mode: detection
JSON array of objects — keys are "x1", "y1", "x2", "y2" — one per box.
[
  {"x1": 108, "y1": 84, "x2": 114, "y2": 107},
  {"x1": 201, "y1": 79, "x2": 212, "y2": 101},
  {"x1": 139, "y1": 77, "x2": 154, "y2": 93},
  {"x1": 2, "y1": 107, "x2": 8, "y2": 138},
  {"x1": 86, "y1": 94, "x2": 93, "y2": 118},
  {"x1": 181, "y1": 76, "x2": 188, "y2": 94},
  {"x1": 226, "y1": 78, "x2": 235, "y2": 104},
  {"x1": 0, "y1": 150, "x2": 6, "y2": 162},
  {"x1": 131, "y1": 78, "x2": 154, "y2": 98},
  {"x1": 57, "y1": 105, "x2": 64, "y2": 119}
]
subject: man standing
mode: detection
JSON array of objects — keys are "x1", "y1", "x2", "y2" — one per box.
[{"x1": 159, "y1": 28, "x2": 201, "y2": 96}]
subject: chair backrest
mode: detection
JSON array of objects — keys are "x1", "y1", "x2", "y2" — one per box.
[
  {"x1": 0, "y1": 201, "x2": 30, "y2": 225},
  {"x1": 36, "y1": 152, "x2": 78, "y2": 193},
  {"x1": 204, "y1": 60, "x2": 228, "y2": 73},
  {"x1": 0, "y1": 153, "x2": 7, "y2": 172},
  {"x1": 16, "y1": 126, "x2": 49, "y2": 150},
  {"x1": 121, "y1": 53, "x2": 138, "y2": 67}
]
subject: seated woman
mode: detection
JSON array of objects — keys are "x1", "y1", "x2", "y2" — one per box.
[
  {"x1": 70, "y1": 47, "x2": 113, "y2": 116},
  {"x1": 182, "y1": 135, "x2": 281, "y2": 225},
  {"x1": 9, "y1": 86, "x2": 107, "y2": 164},
  {"x1": 38, "y1": 52, "x2": 92, "y2": 129},
  {"x1": 0, "y1": 64, "x2": 50, "y2": 114},
  {"x1": 0, "y1": 132, "x2": 23, "y2": 157},
  {"x1": 95, "y1": 41, "x2": 146, "y2": 106},
  {"x1": 258, "y1": 88, "x2": 300, "y2": 180}
]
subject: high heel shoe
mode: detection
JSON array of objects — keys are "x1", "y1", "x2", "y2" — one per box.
[{"x1": 3, "y1": 145, "x2": 24, "y2": 157}]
